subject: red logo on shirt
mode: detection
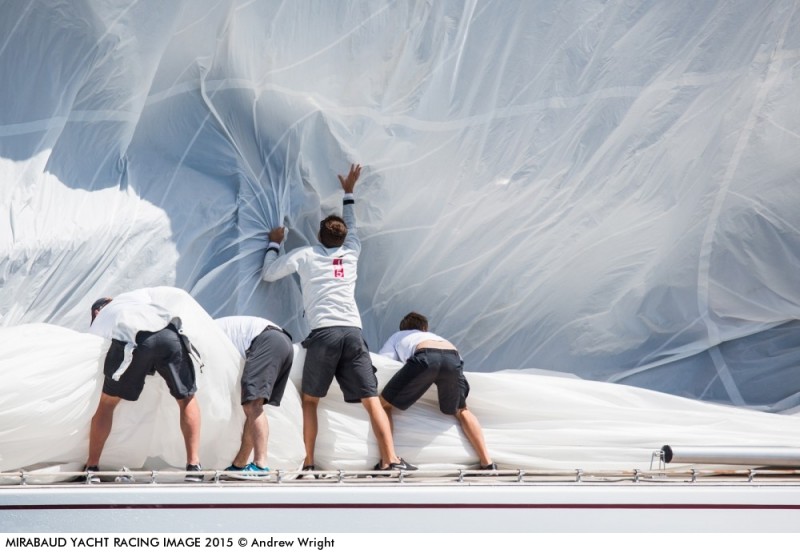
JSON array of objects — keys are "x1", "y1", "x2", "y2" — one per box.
[{"x1": 333, "y1": 258, "x2": 344, "y2": 278}]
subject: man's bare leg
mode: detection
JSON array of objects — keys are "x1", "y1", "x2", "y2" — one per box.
[
  {"x1": 362, "y1": 396, "x2": 400, "y2": 467},
  {"x1": 86, "y1": 393, "x2": 122, "y2": 467},
  {"x1": 302, "y1": 394, "x2": 320, "y2": 467},
  {"x1": 242, "y1": 400, "x2": 269, "y2": 468},
  {"x1": 230, "y1": 402, "x2": 263, "y2": 468},
  {"x1": 177, "y1": 395, "x2": 201, "y2": 466},
  {"x1": 455, "y1": 407, "x2": 493, "y2": 467},
  {"x1": 379, "y1": 395, "x2": 395, "y2": 435},
  {"x1": 230, "y1": 420, "x2": 254, "y2": 468}
]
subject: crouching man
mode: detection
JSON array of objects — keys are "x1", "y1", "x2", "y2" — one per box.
[
  {"x1": 216, "y1": 316, "x2": 294, "y2": 475},
  {"x1": 378, "y1": 312, "x2": 496, "y2": 470},
  {"x1": 85, "y1": 289, "x2": 202, "y2": 482}
]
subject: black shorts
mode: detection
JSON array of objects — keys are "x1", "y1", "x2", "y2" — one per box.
[
  {"x1": 102, "y1": 326, "x2": 196, "y2": 401},
  {"x1": 301, "y1": 326, "x2": 377, "y2": 403},
  {"x1": 241, "y1": 327, "x2": 294, "y2": 406},
  {"x1": 380, "y1": 348, "x2": 469, "y2": 415}
]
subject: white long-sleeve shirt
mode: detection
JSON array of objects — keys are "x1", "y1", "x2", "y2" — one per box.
[
  {"x1": 378, "y1": 330, "x2": 457, "y2": 362},
  {"x1": 261, "y1": 195, "x2": 362, "y2": 330}
]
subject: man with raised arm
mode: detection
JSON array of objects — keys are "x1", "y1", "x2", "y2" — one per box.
[
  {"x1": 379, "y1": 312, "x2": 496, "y2": 471},
  {"x1": 261, "y1": 163, "x2": 415, "y2": 473},
  {"x1": 216, "y1": 316, "x2": 294, "y2": 475}
]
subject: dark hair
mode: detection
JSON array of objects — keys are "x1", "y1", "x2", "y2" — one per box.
[
  {"x1": 90, "y1": 297, "x2": 113, "y2": 323},
  {"x1": 399, "y1": 312, "x2": 428, "y2": 332},
  {"x1": 319, "y1": 215, "x2": 348, "y2": 248}
]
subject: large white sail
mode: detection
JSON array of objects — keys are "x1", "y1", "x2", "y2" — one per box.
[{"x1": 2, "y1": 2, "x2": 799, "y2": 411}]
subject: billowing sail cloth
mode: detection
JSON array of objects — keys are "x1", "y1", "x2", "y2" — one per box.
[
  {"x1": 2, "y1": 3, "x2": 800, "y2": 416},
  {"x1": 0, "y1": 287, "x2": 304, "y2": 474},
  {"x1": 3, "y1": 312, "x2": 800, "y2": 474}
]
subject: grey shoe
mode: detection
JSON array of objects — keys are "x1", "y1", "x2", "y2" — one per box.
[
  {"x1": 390, "y1": 458, "x2": 417, "y2": 471},
  {"x1": 72, "y1": 465, "x2": 101, "y2": 484},
  {"x1": 185, "y1": 464, "x2": 204, "y2": 483},
  {"x1": 300, "y1": 464, "x2": 319, "y2": 480},
  {"x1": 86, "y1": 465, "x2": 101, "y2": 484},
  {"x1": 374, "y1": 458, "x2": 418, "y2": 471}
]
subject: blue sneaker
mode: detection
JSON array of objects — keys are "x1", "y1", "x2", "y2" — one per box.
[
  {"x1": 243, "y1": 462, "x2": 270, "y2": 475},
  {"x1": 225, "y1": 462, "x2": 270, "y2": 479}
]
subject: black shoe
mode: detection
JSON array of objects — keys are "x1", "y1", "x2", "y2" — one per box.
[
  {"x1": 480, "y1": 462, "x2": 498, "y2": 471},
  {"x1": 300, "y1": 464, "x2": 318, "y2": 480},
  {"x1": 72, "y1": 465, "x2": 101, "y2": 484},
  {"x1": 185, "y1": 464, "x2": 204, "y2": 483},
  {"x1": 391, "y1": 458, "x2": 417, "y2": 471},
  {"x1": 374, "y1": 458, "x2": 418, "y2": 471}
]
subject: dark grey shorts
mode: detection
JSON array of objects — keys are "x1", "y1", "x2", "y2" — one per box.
[
  {"x1": 301, "y1": 326, "x2": 377, "y2": 403},
  {"x1": 241, "y1": 327, "x2": 294, "y2": 406},
  {"x1": 102, "y1": 325, "x2": 196, "y2": 401},
  {"x1": 380, "y1": 348, "x2": 469, "y2": 415}
]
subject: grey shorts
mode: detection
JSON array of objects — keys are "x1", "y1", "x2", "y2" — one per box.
[
  {"x1": 241, "y1": 326, "x2": 294, "y2": 405},
  {"x1": 380, "y1": 348, "x2": 469, "y2": 415},
  {"x1": 102, "y1": 325, "x2": 196, "y2": 401},
  {"x1": 301, "y1": 326, "x2": 377, "y2": 403}
]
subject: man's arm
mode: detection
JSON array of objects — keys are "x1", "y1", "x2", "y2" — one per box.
[
  {"x1": 338, "y1": 164, "x2": 361, "y2": 252},
  {"x1": 261, "y1": 226, "x2": 302, "y2": 282}
]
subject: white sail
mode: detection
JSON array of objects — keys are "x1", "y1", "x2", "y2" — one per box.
[{"x1": 2, "y1": 3, "x2": 799, "y2": 415}]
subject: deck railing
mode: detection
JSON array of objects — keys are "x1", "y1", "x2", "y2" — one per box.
[{"x1": 4, "y1": 467, "x2": 800, "y2": 487}]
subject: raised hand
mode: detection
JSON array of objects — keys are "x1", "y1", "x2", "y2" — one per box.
[{"x1": 337, "y1": 163, "x2": 362, "y2": 194}]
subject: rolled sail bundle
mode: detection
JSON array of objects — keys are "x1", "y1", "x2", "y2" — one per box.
[
  {"x1": 0, "y1": 287, "x2": 305, "y2": 478},
  {"x1": 3, "y1": 308, "x2": 800, "y2": 475}
]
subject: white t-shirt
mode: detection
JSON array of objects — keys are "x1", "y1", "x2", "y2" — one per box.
[
  {"x1": 89, "y1": 289, "x2": 171, "y2": 343},
  {"x1": 216, "y1": 316, "x2": 280, "y2": 357},
  {"x1": 378, "y1": 330, "x2": 455, "y2": 362},
  {"x1": 261, "y1": 196, "x2": 362, "y2": 330},
  {"x1": 88, "y1": 288, "x2": 174, "y2": 381}
]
